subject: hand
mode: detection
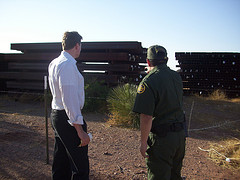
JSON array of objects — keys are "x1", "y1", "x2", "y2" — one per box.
[
  {"x1": 140, "y1": 141, "x2": 149, "y2": 158},
  {"x1": 78, "y1": 131, "x2": 90, "y2": 147},
  {"x1": 146, "y1": 66, "x2": 154, "y2": 73},
  {"x1": 73, "y1": 124, "x2": 90, "y2": 147}
]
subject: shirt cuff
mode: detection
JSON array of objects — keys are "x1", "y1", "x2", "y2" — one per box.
[{"x1": 68, "y1": 115, "x2": 84, "y2": 126}]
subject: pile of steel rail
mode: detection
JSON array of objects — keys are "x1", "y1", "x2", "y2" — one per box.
[
  {"x1": 0, "y1": 42, "x2": 147, "y2": 92},
  {"x1": 175, "y1": 52, "x2": 240, "y2": 97}
]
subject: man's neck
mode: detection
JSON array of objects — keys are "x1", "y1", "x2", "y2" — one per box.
[{"x1": 64, "y1": 50, "x2": 76, "y2": 59}]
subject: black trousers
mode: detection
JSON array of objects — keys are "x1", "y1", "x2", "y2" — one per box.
[{"x1": 51, "y1": 110, "x2": 89, "y2": 180}]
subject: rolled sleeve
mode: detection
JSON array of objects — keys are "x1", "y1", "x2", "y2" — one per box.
[
  {"x1": 60, "y1": 84, "x2": 84, "y2": 126},
  {"x1": 68, "y1": 114, "x2": 84, "y2": 125}
]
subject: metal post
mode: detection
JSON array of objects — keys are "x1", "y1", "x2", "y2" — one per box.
[
  {"x1": 188, "y1": 100, "x2": 195, "y2": 137},
  {"x1": 44, "y1": 76, "x2": 49, "y2": 164}
]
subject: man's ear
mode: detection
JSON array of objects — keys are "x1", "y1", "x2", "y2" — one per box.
[
  {"x1": 75, "y1": 43, "x2": 79, "y2": 49},
  {"x1": 147, "y1": 59, "x2": 151, "y2": 66},
  {"x1": 166, "y1": 57, "x2": 168, "y2": 64}
]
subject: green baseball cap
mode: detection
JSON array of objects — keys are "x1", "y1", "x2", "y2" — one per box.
[{"x1": 147, "y1": 45, "x2": 168, "y2": 60}]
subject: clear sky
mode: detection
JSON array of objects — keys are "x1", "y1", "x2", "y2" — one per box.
[{"x1": 1, "y1": 0, "x2": 239, "y2": 70}]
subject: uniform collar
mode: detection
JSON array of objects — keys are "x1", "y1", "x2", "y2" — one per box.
[
  {"x1": 156, "y1": 63, "x2": 168, "y2": 69},
  {"x1": 151, "y1": 64, "x2": 168, "y2": 72}
]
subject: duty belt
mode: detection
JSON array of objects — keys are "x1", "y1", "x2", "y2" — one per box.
[{"x1": 151, "y1": 122, "x2": 184, "y2": 137}]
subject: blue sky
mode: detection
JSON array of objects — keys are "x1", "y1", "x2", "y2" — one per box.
[{"x1": 1, "y1": 0, "x2": 239, "y2": 70}]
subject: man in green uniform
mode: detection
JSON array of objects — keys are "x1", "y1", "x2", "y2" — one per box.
[{"x1": 133, "y1": 45, "x2": 186, "y2": 180}]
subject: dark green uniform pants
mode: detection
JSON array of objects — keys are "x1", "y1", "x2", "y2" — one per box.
[{"x1": 146, "y1": 130, "x2": 185, "y2": 180}]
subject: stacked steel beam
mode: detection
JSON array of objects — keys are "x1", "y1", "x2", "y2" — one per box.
[
  {"x1": 175, "y1": 52, "x2": 240, "y2": 97},
  {"x1": 0, "y1": 42, "x2": 147, "y2": 92}
]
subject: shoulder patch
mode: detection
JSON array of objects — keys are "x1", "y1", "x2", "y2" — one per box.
[{"x1": 137, "y1": 84, "x2": 146, "y2": 94}]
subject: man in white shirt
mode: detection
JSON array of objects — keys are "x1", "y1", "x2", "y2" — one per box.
[{"x1": 48, "y1": 31, "x2": 90, "y2": 180}]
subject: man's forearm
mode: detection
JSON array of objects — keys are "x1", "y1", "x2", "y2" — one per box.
[
  {"x1": 73, "y1": 123, "x2": 90, "y2": 147},
  {"x1": 140, "y1": 114, "x2": 153, "y2": 143},
  {"x1": 73, "y1": 123, "x2": 84, "y2": 134},
  {"x1": 139, "y1": 113, "x2": 152, "y2": 158}
]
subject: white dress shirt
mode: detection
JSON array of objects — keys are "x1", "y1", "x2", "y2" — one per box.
[{"x1": 48, "y1": 51, "x2": 84, "y2": 125}]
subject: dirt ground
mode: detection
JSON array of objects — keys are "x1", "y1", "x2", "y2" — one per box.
[{"x1": 0, "y1": 95, "x2": 240, "y2": 180}]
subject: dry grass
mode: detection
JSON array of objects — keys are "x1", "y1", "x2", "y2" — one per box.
[
  {"x1": 107, "y1": 111, "x2": 133, "y2": 127},
  {"x1": 208, "y1": 138, "x2": 240, "y2": 170},
  {"x1": 185, "y1": 90, "x2": 240, "y2": 170},
  {"x1": 106, "y1": 84, "x2": 139, "y2": 129},
  {"x1": 204, "y1": 90, "x2": 240, "y2": 170},
  {"x1": 195, "y1": 89, "x2": 240, "y2": 103},
  {"x1": 231, "y1": 98, "x2": 240, "y2": 103},
  {"x1": 207, "y1": 89, "x2": 228, "y2": 101}
]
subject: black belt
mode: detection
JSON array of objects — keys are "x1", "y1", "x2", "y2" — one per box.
[
  {"x1": 52, "y1": 109, "x2": 65, "y2": 113},
  {"x1": 151, "y1": 122, "x2": 184, "y2": 137}
]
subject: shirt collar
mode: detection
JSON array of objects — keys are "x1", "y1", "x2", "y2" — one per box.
[{"x1": 61, "y1": 51, "x2": 77, "y2": 64}]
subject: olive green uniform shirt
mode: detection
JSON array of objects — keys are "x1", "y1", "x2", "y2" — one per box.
[{"x1": 133, "y1": 64, "x2": 184, "y2": 128}]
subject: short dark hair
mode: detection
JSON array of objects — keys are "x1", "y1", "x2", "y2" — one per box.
[
  {"x1": 62, "y1": 31, "x2": 82, "y2": 50},
  {"x1": 148, "y1": 59, "x2": 167, "y2": 66}
]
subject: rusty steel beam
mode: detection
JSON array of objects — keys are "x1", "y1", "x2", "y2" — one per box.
[
  {"x1": 78, "y1": 63, "x2": 145, "y2": 72},
  {"x1": 8, "y1": 62, "x2": 49, "y2": 71},
  {"x1": 3, "y1": 53, "x2": 59, "y2": 61},
  {"x1": 78, "y1": 52, "x2": 130, "y2": 62},
  {"x1": 11, "y1": 41, "x2": 146, "y2": 54},
  {"x1": 6, "y1": 81, "x2": 44, "y2": 90},
  {"x1": 0, "y1": 72, "x2": 47, "y2": 80},
  {"x1": 3, "y1": 52, "x2": 146, "y2": 63}
]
